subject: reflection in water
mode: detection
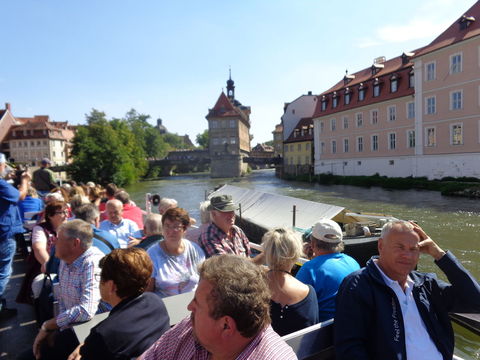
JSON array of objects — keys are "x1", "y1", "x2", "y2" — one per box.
[{"x1": 126, "y1": 169, "x2": 480, "y2": 359}]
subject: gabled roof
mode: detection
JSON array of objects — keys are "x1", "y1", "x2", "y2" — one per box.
[
  {"x1": 16, "y1": 115, "x2": 50, "y2": 124},
  {"x1": 414, "y1": 2, "x2": 480, "y2": 57},
  {"x1": 284, "y1": 117, "x2": 314, "y2": 143},
  {"x1": 206, "y1": 92, "x2": 250, "y2": 127},
  {"x1": 312, "y1": 55, "x2": 414, "y2": 118}
]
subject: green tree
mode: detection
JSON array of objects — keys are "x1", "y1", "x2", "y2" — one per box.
[
  {"x1": 264, "y1": 140, "x2": 274, "y2": 147},
  {"x1": 68, "y1": 109, "x2": 147, "y2": 186},
  {"x1": 196, "y1": 129, "x2": 209, "y2": 149}
]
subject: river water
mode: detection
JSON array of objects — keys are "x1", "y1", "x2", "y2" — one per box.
[{"x1": 125, "y1": 169, "x2": 480, "y2": 359}]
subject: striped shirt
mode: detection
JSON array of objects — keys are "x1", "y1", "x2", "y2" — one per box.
[
  {"x1": 55, "y1": 247, "x2": 105, "y2": 329},
  {"x1": 198, "y1": 223, "x2": 251, "y2": 258},
  {"x1": 139, "y1": 317, "x2": 298, "y2": 360}
]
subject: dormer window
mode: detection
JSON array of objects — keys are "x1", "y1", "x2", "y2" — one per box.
[
  {"x1": 371, "y1": 63, "x2": 385, "y2": 76},
  {"x1": 390, "y1": 74, "x2": 398, "y2": 93},
  {"x1": 332, "y1": 92, "x2": 338, "y2": 108},
  {"x1": 373, "y1": 78, "x2": 381, "y2": 97},
  {"x1": 358, "y1": 83, "x2": 366, "y2": 101},
  {"x1": 459, "y1": 15, "x2": 475, "y2": 30},
  {"x1": 344, "y1": 88, "x2": 351, "y2": 105},
  {"x1": 321, "y1": 96, "x2": 328, "y2": 111},
  {"x1": 343, "y1": 74, "x2": 355, "y2": 85}
]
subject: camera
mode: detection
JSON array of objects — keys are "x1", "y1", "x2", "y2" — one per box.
[
  {"x1": 147, "y1": 193, "x2": 161, "y2": 207},
  {"x1": 12, "y1": 164, "x2": 28, "y2": 188}
]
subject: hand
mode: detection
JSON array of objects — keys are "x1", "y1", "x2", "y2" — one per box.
[
  {"x1": 410, "y1": 221, "x2": 446, "y2": 261},
  {"x1": 127, "y1": 236, "x2": 141, "y2": 247},
  {"x1": 21, "y1": 171, "x2": 32, "y2": 182},
  {"x1": 33, "y1": 329, "x2": 48, "y2": 359},
  {"x1": 68, "y1": 343, "x2": 83, "y2": 360}
]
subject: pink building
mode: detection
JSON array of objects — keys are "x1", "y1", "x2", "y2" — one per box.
[{"x1": 314, "y1": 2, "x2": 480, "y2": 179}]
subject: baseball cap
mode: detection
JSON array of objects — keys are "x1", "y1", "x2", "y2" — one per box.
[
  {"x1": 208, "y1": 195, "x2": 237, "y2": 212},
  {"x1": 41, "y1": 158, "x2": 51, "y2": 165},
  {"x1": 311, "y1": 219, "x2": 343, "y2": 244}
]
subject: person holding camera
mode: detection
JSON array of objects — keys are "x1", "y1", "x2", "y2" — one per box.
[{"x1": 0, "y1": 153, "x2": 30, "y2": 319}]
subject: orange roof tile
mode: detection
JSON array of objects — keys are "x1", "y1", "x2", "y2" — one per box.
[{"x1": 284, "y1": 117, "x2": 314, "y2": 143}]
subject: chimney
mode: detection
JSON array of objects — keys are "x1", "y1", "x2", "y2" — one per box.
[
  {"x1": 5, "y1": 103, "x2": 11, "y2": 112},
  {"x1": 307, "y1": 91, "x2": 312, "y2": 95}
]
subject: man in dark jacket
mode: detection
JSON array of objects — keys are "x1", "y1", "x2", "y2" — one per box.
[
  {"x1": 32, "y1": 158, "x2": 56, "y2": 196},
  {"x1": 69, "y1": 248, "x2": 170, "y2": 360},
  {"x1": 334, "y1": 220, "x2": 480, "y2": 360}
]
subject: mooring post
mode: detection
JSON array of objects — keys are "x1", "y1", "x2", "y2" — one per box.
[{"x1": 292, "y1": 205, "x2": 296, "y2": 228}]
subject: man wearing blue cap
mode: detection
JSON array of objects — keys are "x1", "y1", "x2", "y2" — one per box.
[
  {"x1": 0, "y1": 153, "x2": 30, "y2": 319},
  {"x1": 32, "y1": 158, "x2": 56, "y2": 197}
]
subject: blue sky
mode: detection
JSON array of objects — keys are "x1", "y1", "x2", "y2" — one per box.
[{"x1": 1, "y1": 0, "x2": 476, "y2": 144}]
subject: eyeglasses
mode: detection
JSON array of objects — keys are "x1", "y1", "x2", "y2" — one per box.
[
  {"x1": 55, "y1": 210, "x2": 69, "y2": 215},
  {"x1": 164, "y1": 225, "x2": 184, "y2": 232},
  {"x1": 94, "y1": 273, "x2": 102, "y2": 282}
]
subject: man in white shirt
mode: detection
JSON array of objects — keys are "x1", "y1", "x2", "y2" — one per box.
[
  {"x1": 334, "y1": 220, "x2": 480, "y2": 360},
  {"x1": 99, "y1": 199, "x2": 141, "y2": 248}
]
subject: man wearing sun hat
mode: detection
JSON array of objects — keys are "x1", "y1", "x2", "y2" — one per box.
[
  {"x1": 296, "y1": 218, "x2": 360, "y2": 321},
  {"x1": 0, "y1": 153, "x2": 30, "y2": 319},
  {"x1": 198, "y1": 195, "x2": 251, "y2": 258}
]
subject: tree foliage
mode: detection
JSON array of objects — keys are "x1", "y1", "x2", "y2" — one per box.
[
  {"x1": 69, "y1": 108, "x2": 198, "y2": 186},
  {"x1": 196, "y1": 129, "x2": 209, "y2": 149}
]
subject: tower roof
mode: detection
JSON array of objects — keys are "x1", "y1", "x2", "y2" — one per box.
[{"x1": 206, "y1": 92, "x2": 250, "y2": 127}]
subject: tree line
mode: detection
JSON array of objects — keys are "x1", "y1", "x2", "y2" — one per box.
[{"x1": 69, "y1": 109, "x2": 206, "y2": 186}]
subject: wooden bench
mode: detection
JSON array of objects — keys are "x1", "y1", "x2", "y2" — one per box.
[
  {"x1": 73, "y1": 291, "x2": 194, "y2": 343},
  {"x1": 282, "y1": 319, "x2": 335, "y2": 360}
]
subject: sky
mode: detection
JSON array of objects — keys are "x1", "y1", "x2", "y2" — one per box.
[{"x1": 1, "y1": 0, "x2": 477, "y2": 145}]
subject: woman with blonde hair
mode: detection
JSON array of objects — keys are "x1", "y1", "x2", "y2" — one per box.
[{"x1": 261, "y1": 227, "x2": 319, "y2": 336}]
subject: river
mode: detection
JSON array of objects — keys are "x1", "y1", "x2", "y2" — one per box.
[{"x1": 125, "y1": 169, "x2": 479, "y2": 359}]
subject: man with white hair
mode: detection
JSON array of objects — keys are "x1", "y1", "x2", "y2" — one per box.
[
  {"x1": 0, "y1": 153, "x2": 30, "y2": 318},
  {"x1": 158, "y1": 198, "x2": 177, "y2": 215},
  {"x1": 334, "y1": 220, "x2": 480, "y2": 360},
  {"x1": 295, "y1": 218, "x2": 360, "y2": 321},
  {"x1": 100, "y1": 199, "x2": 141, "y2": 248}
]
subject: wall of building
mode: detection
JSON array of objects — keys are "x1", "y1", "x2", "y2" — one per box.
[
  {"x1": 282, "y1": 95, "x2": 317, "y2": 141},
  {"x1": 210, "y1": 154, "x2": 247, "y2": 178},
  {"x1": 284, "y1": 140, "x2": 312, "y2": 165},
  {"x1": 315, "y1": 152, "x2": 480, "y2": 179}
]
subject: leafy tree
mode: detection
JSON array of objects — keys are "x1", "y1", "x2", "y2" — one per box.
[
  {"x1": 264, "y1": 140, "x2": 274, "y2": 147},
  {"x1": 196, "y1": 129, "x2": 209, "y2": 149}
]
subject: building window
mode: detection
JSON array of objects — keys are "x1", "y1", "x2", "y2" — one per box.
[
  {"x1": 343, "y1": 138, "x2": 349, "y2": 153},
  {"x1": 373, "y1": 83, "x2": 380, "y2": 97},
  {"x1": 18, "y1": 142, "x2": 22, "y2": 148},
  {"x1": 332, "y1": 95, "x2": 338, "y2": 108},
  {"x1": 407, "y1": 102, "x2": 415, "y2": 119},
  {"x1": 426, "y1": 96, "x2": 436, "y2": 114},
  {"x1": 344, "y1": 91, "x2": 351, "y2": 105},
  {"x1": 284, "y1": 145, "x2": 288, "y2": 153},
  {"x1": 331, "y1": 118, "x2": 336, "y2": 131},
  {"x1": 230, "y1": 137, "x2": 236, "y2": 144},
  {"x1": 229, "y1": 120, "x2": 236, "y2": 128},
  {"x1": 425, "y1": 62, "x2": 436, "y2": 81},
  {"x1": 357, "y1": 137, "x2": 363, "y2": 152},
  {"x1": 450, "y1": 53, "x2": 462, "y2": 74},
  {"x1": 388, "y1": 106, "x2": 396, "y2": 121},
  {"x1": 389, "y1": 133, "x2": 396, "y2": 150},
  {"x1": 343, "y1": 116, "x2": 349, "y2": 129},
  {"x1": 451, "y1": 124, "x2": 463, "y2": 145},
  {"x1": 390, "y1": 76, "x2": 398, "y2": 93},
  {"x1": 211, "y1": 120, "x2": 218, "y2": 128},
  {"x1": 426, "y1": 127, "x2": 436, "y2": 147},
  {"x1": 212, "y1": 138, "x2": 220, "y2": 145},
  {"x1": 370, "y1": 109, "x2": 378, "y2": 124},
  {"x1": 321, "y1": 99, "x2": 327, "y2": 111},
  {"x1": 358, "y1": 87, "x2": 365, "y2": 101},
  {"x1": 407, "y1": 130, "x2": 415, "y2": 148},
  {"x1": 409, "y1": 71, "x2": 414, "y2": 88},
  {"x1": 319, "y1": 121, "x2": 324, "y2": 133},
  {"x1": 332, "y1": 140, "x2": 337, "y2": 154},
  {"x1": 372, "y1": 135, "x2": 378, "y2": 151},
  {"x1": 356, "y1": 113, "x2": 363, "y2": 127},
  {"x1": 321, "y1": 142, "x2": 325, "y2": 154},
  {"x1": 451, "y1": 90, "x2": 463, "y2": 110},
  {"x1": 297, "y1": 143, "x2": 302, "y2": 151}
]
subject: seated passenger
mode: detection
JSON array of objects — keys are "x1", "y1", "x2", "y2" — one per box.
[
  {"x1": 68, "y1": 248, "x2": 170, "y2": 360},
  {"x1": 184, "y1": 200, "x2": 211, "y2": 244},
  {"x1": 115, "y1": 190, "x2": 144, "y2": 229},
  {"x1": 74, "y1": 203, "x2": 120, "y2": 254},
  {"x1": 100, "y1": 199, "x2": 141, "y2": 248},
  {"x1": 296, "y1": 219, "x2": 360, "y2": 321},
  {"x1": 147, "y1": 208, "x2": 205, "y2": 298},
  {"x1": 158, "y1": 198, "x2": 177, "y2": 215},
  {"x1": 139, "y1": 255, "x2": 298, "y2": 360},
  {"x1": 262, "y1": 227, "x2": 319, "y2": 336},
  {"x1": 134, "y1": 213, "x2": 163, "y2": 250},
  {"x1": 18, "y1": 186, "x2": 43, "y2": 222}
]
